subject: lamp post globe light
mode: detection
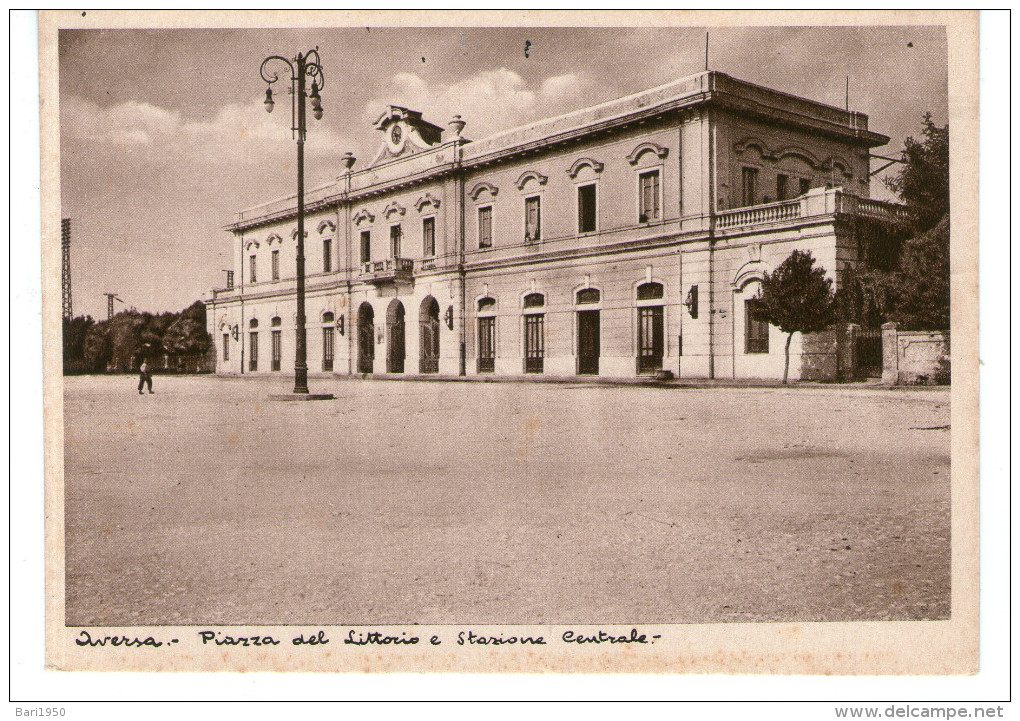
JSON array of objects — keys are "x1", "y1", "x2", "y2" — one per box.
[{"x1": 260, "y1": 48, "x2": 331, "y2": 399}]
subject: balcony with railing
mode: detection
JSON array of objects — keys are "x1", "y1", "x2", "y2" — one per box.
[
  {"x1": 716, "y1": 198, "x2": 802, "y2": 229},
  {"x1": 715, "y1": 188, "x2": 911, "y2": 232},
  {"x1": 359, "y1": 257, "x2": 415, "y2": 285}
]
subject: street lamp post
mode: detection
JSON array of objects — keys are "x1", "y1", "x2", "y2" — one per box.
[{"x1": 261, "y1": 48, "x2": 325, "y2": 395}]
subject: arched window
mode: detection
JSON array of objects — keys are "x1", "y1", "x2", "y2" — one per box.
[
  {"x1": 523, "y1": 292, "x2": 545, "y2": 309},
  {"x1": 322, "y1": 311, "x2": 334, "y2": 324},
  {"x1": 577, "y1": 288, "x2": 600, "y2": 304},
  {"x1": 637, "y1": 282, "x2": 664, "y2": 301},
  {"x1": 271, "y1": 316, "x2": 282, "y2": 327},
  {"x1": 249, "y1": 318, "x2": 259, "y2": 329},
  {"x1": 478, "y1": 297, "x2": 496, "y2": 312}
]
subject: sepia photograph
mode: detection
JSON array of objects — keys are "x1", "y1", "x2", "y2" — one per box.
[{"x1": 38, "y1": 11, "x2": 980, "y2": 678}]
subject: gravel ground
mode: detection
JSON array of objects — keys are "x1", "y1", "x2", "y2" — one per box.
[{"x1": 63, "y1": 375, "x2": 951, "y2": 626}]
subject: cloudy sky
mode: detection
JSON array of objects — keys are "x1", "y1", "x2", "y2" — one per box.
[{"x1": 59, "y1": 24, "x2": 947, "y2": 319}]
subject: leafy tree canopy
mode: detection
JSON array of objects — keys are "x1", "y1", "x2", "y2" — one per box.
[
  {"x1": 889, "y1": 215, "x2": 950, "y2": 331},
  {"x1": 885, "y1": 113, "x2": 949, "y2": 234},
  {"x1": 758, "y1": 250, "x2": 836, "y2": 383},
  {"x1": 759, "y1": 250, "x2": 835, "y2": 335},
  {"x1": 64, "y1": 301, "x2": 211, "y2": 374}
]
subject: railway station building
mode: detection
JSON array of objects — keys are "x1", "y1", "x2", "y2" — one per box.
[{"x1": 206, "y1": 70, "x2": 910, "y2": 381}]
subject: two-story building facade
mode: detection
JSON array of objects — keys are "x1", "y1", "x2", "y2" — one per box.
[{"x1": 207, "y1": 71, "x2": 910, "y2": 381}]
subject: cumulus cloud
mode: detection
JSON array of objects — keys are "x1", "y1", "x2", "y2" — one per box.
[
  {"x1": 365, "y1": 68, "x2": 592, "y2": 140},
  {"x1": 61, "y1": 94, "x2": 353, "y2": 165},
  {"x1": 539, "y1": 73, "x2": 584, "y2": 100}
]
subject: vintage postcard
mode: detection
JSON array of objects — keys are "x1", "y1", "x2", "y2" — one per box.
[{"x1": 40, "y1": 10, "x2": 979, "y2": 676}]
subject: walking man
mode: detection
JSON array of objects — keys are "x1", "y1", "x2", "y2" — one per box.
[{"x1": 138, "y1": 359, "x2": 153, "y2": 394}]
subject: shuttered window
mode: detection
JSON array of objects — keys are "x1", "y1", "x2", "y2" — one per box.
[
  {"x1": 525, "y1": 196, "x2": 541, "y2": 241},
  {"x1": 639, "y1": 170, "x2": 660, "y2": 222},
  {"x1": 478, "y1": 206, "x2": 492, "y2": 248},
  {"x1": 422, "y1": 217, "x2": 435, "y2": 257},
  {"x1": 360, "y1": 230, "x2": 371, "y2": 264}
]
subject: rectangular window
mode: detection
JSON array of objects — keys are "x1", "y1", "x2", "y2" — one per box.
[
  {"x1": 323, "y1": 238, "x2": 332, "y2": 273},
  {"x1": 271, "y1": 250, "x2": 279, "y2": 280},
  {"x1": 578, "y1": 183, "x2": 597, "y2": 233},
  {"x1": 800, "y1": 177, "x2": 812, "y2": 196},
  {"x1": 745, "y1": 299, "x2": 770, "y2": 354},
  {"x1": 223, "y1": 333, "x2": 229, "y2": 361},
  {"x1": 637, "y1": 305, "x2": 664, "y2": 373},
  {"x1": 360, "y1": 230, "x2": 371, "y2": 264},
  {"x1": 249, "y1": 255, "x2": 257, "y2": 284},
  {"x1": 249, "y1": 332, "x2": 258, "y2": 371},
  {"x1": 478, "y1": 316, "x2": 495, "y2": 373},
  {"x1": 271, "y1": 330, "x2": 282, "y2": 371},
  {"x1": 638, "y1": 169, "x2": 660, "y2": 222},
  {"x1": 390, "y1": 225, "x2": 402, "y2": 258},
  {"x1": 322, "y1": 327, "x2": 334, "y2": 372},
  {"x1": 742, "y1": 167, "x2": 759, "y2": 207},
  {"x1": 525, "y1": 196, "x2": 541, "y2": 241},
  {"x1": 478, "y1": 206, "x2": 492, "y2": 248},
  {"x1": 226, "y1": 270, "x2": 234, "y2": 289},
  {"x1": 776, "y1": 174, "x2": 789, "y2": 201},
  {"x1": 524, "y1": 314, "x2": 544, "y2": 373},
  {"x1": 422, "y1": 217, "x2": 435, "y2": 257}
]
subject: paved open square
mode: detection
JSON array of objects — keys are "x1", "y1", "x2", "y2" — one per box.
[{"x1": 64, "y1": 375, "x2": 950, "y2": 625}]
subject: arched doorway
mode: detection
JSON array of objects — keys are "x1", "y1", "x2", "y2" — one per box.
[
  {"x1": 357, "y1": 302, "x2": 375, "y2": 374},
  {"x1": 419, "y1": 296, "x2": 440, "y2": 374},
  {"x1": 386, "y1": 299, "x2": 405, "y2": 373}
]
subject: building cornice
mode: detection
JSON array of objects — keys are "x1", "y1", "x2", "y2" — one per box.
[{"x1": 226, "y1": 71, "x2": 889, "y2": 232}]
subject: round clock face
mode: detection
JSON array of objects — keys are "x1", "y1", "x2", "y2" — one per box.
[{"x1": 390, "y1": 124, "x2": 402, "y2": 145}]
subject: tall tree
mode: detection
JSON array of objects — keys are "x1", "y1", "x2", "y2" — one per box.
[
  {"x1": 758, "y1": 250, "x2": 836, "y2": 384},
  {"x1": 162, "y1": 301, "x2": 210, "y2": 358},
  {"x1": 62, "y1": 315, "x2": 95, "y2": 372},
  {"x1": 884, "y1": 114, "x2": 951, "y2": 330},
  {"x1": 885, "y1": 112, "x2": 949, "y2": 235},
  {"x1": 890, "y1": 216, "x2": 950, "y2": 331}
]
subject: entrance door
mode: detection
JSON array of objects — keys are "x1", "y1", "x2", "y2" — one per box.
[
  {"x1": 386, "y1": 300, "x2": 405, "y2": 373},
  {"x1": 577, "y1": 310, "x2": 600, "y2": 375},
  {"x1": 524, "y1": 314, "x2": 545, "y2": 373},
  {"x1": 419, "y1": 297, "x2": 440, "y2": 374},
  {"x1": 271, "y1": 330, "x2": 282, "y2": 371},
  {"x1": 478, "y1": 316, "x2": 495, "y2": 373},
  {"x1": 357, "y1": 303, "x2": 375, "y2": 374},
  {"x1": 637, "y1": 305, "x2": 664, "y2": 373}
]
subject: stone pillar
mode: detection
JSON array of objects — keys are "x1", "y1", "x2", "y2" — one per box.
[
  {"x1": 839, "y1": 323, "x2": 859, "y2": 381},
  {"x1": 881, "y1": 322, "x2": 899, "y2": 385},
  {"x1": 800, "y1": 187, "x2": 835, "y2": 218}
]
